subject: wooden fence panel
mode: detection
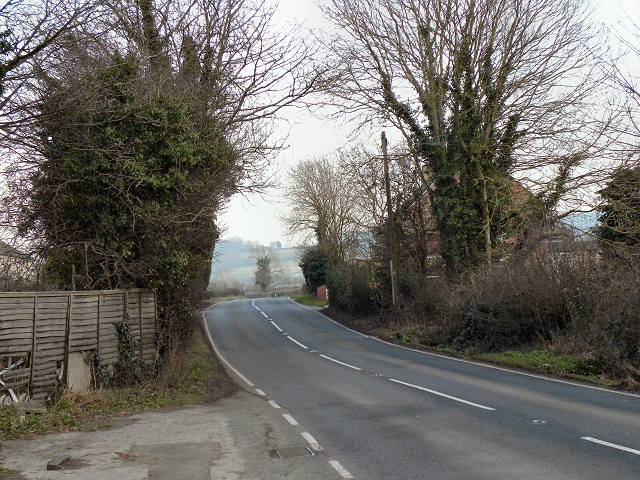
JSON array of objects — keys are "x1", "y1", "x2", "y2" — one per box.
[
  {"x1": 0, "y1": 289, "x2": 157, "y2": 404},
  {"x1": 0, "y1": 297, "x2": 34, "y2": 356}
]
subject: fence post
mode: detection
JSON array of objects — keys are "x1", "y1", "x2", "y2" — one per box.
[
  {"x1": 97, "y1": 293, "x2": 101, "y2": 357},
  {"x1": 29, "y1": 294, "x2": 38, "y2": 396},
  {"x1": 123, "y1": 290, "x2": 128, "y2": 324},
  {"x1": 154, "y1": 292, "x2": 158, "y2": 358},
  {"x1": 139, "y1": 290, "x2": 143, "y2": 361},
  {"x1": 63, "y1": 292, "x2": 73, "y2": 386}
]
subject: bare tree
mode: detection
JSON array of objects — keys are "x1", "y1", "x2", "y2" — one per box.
[
  {"x1": 335, "y1": 145, "x2": 387, "y2": 231},
  {"x1": 280, "y1": 156, "x2": 364, "y2": 264},
  {"x1": 250, "y1": 245, "x2": 282, "y2": 292},
  {"x1": 602, "y1": 13, "x2": 640, "y2": 171},
  {"x1": 0, "y1": 0, "x2": 95, "y2": 142},
  {"x1": 321, "y1": 0, "x2": 616, "y2": 271}
]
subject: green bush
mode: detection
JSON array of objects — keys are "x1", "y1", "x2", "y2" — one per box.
[{"x1": 326, "y1": 263, "x2": 375, "y2": 315}]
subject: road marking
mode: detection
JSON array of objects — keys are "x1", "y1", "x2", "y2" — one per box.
[
  {"x1": 286, "y1": 298, "x2": 640, "y2": 399},
  {"x1": 301, "y1": 432, "x2": 323, "y2": 451},
  {"x1": 268, "y1": 400, "x2": 281, "y2": 409},
  {"x1": 389, "y1": 379, "x2": 495, "y2": 411},
  {"x1": 261, "y1": 311, "x2": 269, "y2": 318},
  {"x1": 269, "y1": 320, "x2": 283, "y2": 332},
  {"x1": 287, "y1": 336, "x2": 309, "y2": 350},
  {"x1": 255, "y1": 389, "x2": 266, "y2": 396},
  {"x1": 329, "y1": 460, "x2": 354, "y2": 478},
  {"x1": 283, "y1": 414, "x2": 298, "y2": 425},
  {"x1": 319, "y1": 354, "x2": 362, "y2": 371},
  {"x1": 582, "y1": 437, "x2": 640, "y2": 456},
  {"x1": 202, "y1": 315, "x2": 255, "y2": 387}
]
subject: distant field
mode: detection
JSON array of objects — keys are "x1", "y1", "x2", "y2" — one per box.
[{"x1": 210, "y1": 243, "x2": 303, "y2": 284}]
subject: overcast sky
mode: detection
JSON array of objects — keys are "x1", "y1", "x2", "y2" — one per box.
[
  {"x1": 218, "y1": 0, "x2": 355, "y2": 247},
  {"x1": 218, "y1": 0, "x2": 640, "y2": 248}
]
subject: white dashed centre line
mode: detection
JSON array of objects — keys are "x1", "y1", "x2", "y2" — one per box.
[
  {"x1": 389, "y1": 378, "x2": 495, "y2": 411},
  {"x1": 329, "y1": 460, "x2": 354, "y2": 478},
  {"x1": 282, "y1": 414, "x2": 298, "y2": 425},
  {"x1": 268, "y1": 400, "x2": 281, "y2": 409},
  {"x1": 287, "y1": 336, "x2": 309, "y2": 350},
  {"x1": 301, "y1": 432, "x2": 323, "y2": 451},
  {"x1": 319, "y1": 354, "x2": 362, "y2": 371},
  {"x1": 582, "y1": 437, "x2": 640, "y2": 456},
  {"x1": 269, "y1": 320, "x2": 283, "y2": 332}
]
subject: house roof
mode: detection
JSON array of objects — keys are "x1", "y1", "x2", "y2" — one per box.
[{"x1": 0, "y1": 240, "x2": 30, "y2": 259}]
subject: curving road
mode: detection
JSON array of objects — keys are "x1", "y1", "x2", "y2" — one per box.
[{"x1": 204, "y1": 297, "x2": 640, "y2": 480}]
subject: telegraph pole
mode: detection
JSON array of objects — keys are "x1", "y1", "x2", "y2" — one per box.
[{"x1": 382, "y1": 131, "x2": 400, "y2": 307}]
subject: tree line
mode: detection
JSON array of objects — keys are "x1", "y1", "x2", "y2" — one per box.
[
  {"x1": 283, "y1": 0, "x2": 638, "y2": 297},
  {"x1": 1, "y1": 0, "x2": 639, "y2": 381},
  {"x1": 279, "y1": 0, "x2": 640, "y2": 385}
]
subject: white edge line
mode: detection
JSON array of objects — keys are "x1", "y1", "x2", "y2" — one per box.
[
  {"x1": 269, "y1": 320, "x2": 283, "y2": 332},
  {"x1": 283, "y1": 414, "x2": 298, "y2": 425},
  {"x1": 389, "y1": 378, "x2": 495, "y2": 411},
  {"x1": 201, "y1": 313, "x2": 255, "y2": 387},
  {"x1": 301, "y1": 432, "x2": 323, "y2": 451},
  {"x1": 582, "y1": 437, "x2": 640, "y2": 456},
  {"x1": 288, "y1": 298, "x2": 369, "y2": 338},
  {"x1": 261, "y1": 311, "x2": 269, "y2": 318},
  {"x1": 287, "y1": 298, "x2": 640, "y2": 399},
  {"x1": 287, "y1": 336, "x2": 309, "y2": 349},
  {"x1": 329, "y1": 460, "x2": 354, "y2": 479},
  {"x1": 268, "y1": 400, "x2": 281, "y2": 409},
  {"x1": 319, "y1": 354, "x2": 362, "y2": 371}
]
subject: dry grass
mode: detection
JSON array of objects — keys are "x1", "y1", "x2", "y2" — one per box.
[{"x1": 323, "y1": 244, "x2": 640, "y2": 391}]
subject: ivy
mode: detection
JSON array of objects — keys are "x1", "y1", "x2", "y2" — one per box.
[
  {"x1": 594, "y1": 167, "x2": 640, "y2": 253},
  {"x1": 22, "y1": 49, "x2": 238, "y2": 347},
  {"x1": 89, "y1": 317, "x2": 151, "y2": 388}
]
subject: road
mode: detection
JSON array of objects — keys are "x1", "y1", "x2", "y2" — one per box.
[{"x1": 203, "y1": 297, "x2": 640, "y2": 480}]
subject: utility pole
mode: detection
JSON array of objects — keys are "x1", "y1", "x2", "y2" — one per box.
[{"x1": 382, "y1": 131, "x2": 400, "y2": 307}]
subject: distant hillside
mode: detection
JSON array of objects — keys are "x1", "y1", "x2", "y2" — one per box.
[{"x1": 210, "y1": 238, "x2": 303, "y2": 286}]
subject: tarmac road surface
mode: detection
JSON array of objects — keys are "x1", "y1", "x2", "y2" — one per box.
[{"x1": 204, "y1": 297, "x2": 640, "y2": 480}]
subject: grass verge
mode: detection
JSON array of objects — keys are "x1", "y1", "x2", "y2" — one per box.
[
  {"x1": 0, "y1": 324, "x2": 236, "y2": 442},
  {"x1": 320, "y1": 307, "x2": 625, "y2": 389},
  {"x1": 290, "y1": 294, "x2": 329, "y2": 308},
  {"x1": 472, "y1": 350, "x2": 616, "y2": 386}
]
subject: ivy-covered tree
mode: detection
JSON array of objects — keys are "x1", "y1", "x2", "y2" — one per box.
[
  {"x1": 15, "y1": 49, "x2": 237, "y2": 338},
  {"x1": 323, "y1": 0, "x2": 608, "y2": 274},
  {"x1": 1, "y1": 0, "x2": 323, "y2": 357},
  {"x1": 594, "y1": 167, "x2": 640, "y2": 252},
  {"x1": 298, "y1": 245, "x2": 328, "y2": 295}
]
